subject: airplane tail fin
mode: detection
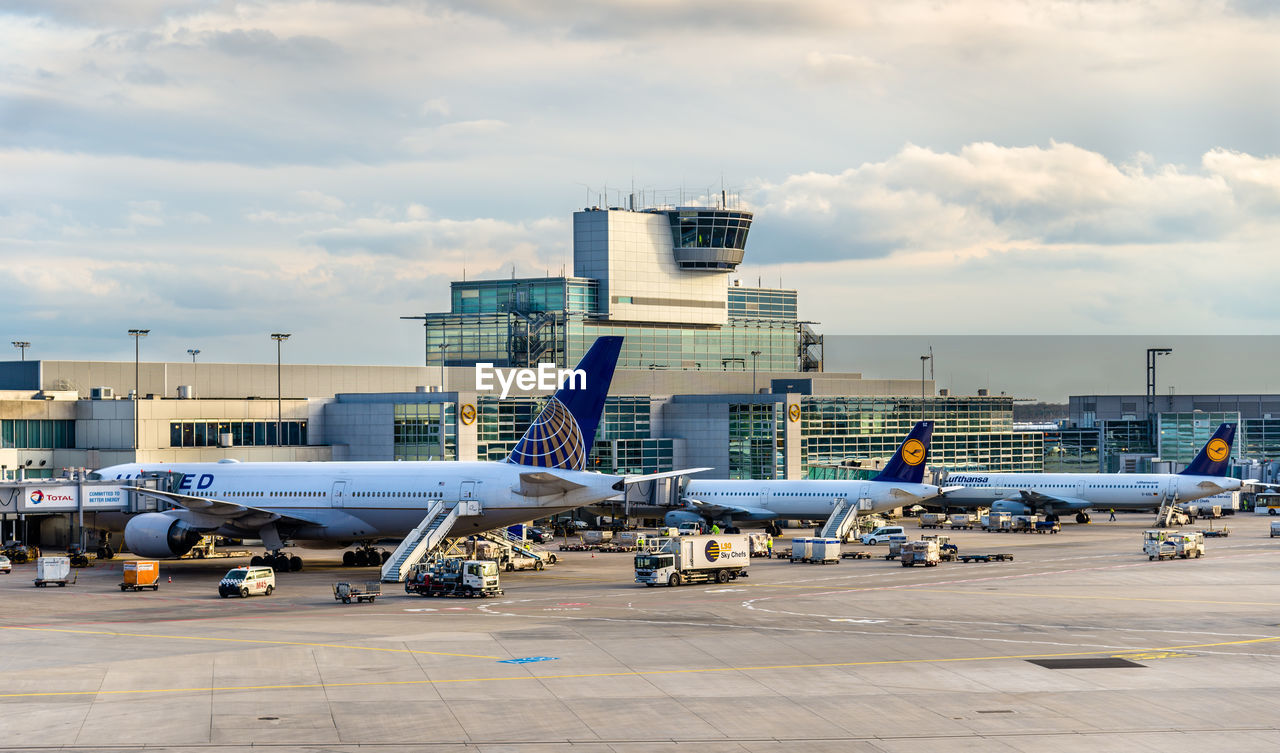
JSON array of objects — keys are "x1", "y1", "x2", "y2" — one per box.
[
  {"x1": 1179, "y1": 422, "x2": 1236, "y2": 477},
  {"x1": 873, "y1": 421, "x2": 933, "y2": 484},
  {"x1": 505, "y1": 336, "x2": 623, "y2": 470}
]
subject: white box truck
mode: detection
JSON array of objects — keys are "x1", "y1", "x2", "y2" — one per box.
[{"x1": 635, "y1": 535, "x2": 750, "y2": 586}]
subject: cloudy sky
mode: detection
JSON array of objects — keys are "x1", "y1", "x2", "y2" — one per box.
[{"x1": 3, "y1": 1, "x2": 1278, "y2": 374}]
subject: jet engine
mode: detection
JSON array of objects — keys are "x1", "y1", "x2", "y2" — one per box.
[
  {"x1": 123, "y1": 512, "x2": 204, "y2": 558},
  {"x1": 989, "y1": 500, "x2": 1032, "y2": 516},
  {"x1": 663, "y1": 510, "x2": 707, "y2": 529}
]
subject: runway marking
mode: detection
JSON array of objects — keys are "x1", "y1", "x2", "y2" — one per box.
[
  {"x1": 1, "y1": 634, "x2": 1275, "y2": 700},
  {"x1": 908, "y1": 588, "x2": 1280, "y2": 608},
  {"x1": 0, "y1": 626, "x2": 499, "y2": 660},
  {"x1": 1112, "y1": 651, "x2": 1195, "y2": 661}
]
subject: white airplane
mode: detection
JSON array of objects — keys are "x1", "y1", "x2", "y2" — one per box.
[
  {"x1": 90, "y1": 337, "x2": 686, "y2": 570},
  {"x1": 938, "y1": 422, "x2": 1243, "y2": 523},
  {"x1": 650, "y1": 421, "x2": 940, "y2": 535}
]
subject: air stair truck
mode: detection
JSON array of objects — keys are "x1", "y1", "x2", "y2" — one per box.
[{"x1": 635, "y1": 535, "x2": 750, "y2": 587}]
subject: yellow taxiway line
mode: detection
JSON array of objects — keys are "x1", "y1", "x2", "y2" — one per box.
[{"x1": 0, "y1": 634, "x2": 1275, "y2": 700}]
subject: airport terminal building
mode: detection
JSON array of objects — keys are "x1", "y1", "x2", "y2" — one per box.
[{"x1": 0, "y1": 201, "x2": 1047, "y2": 543}]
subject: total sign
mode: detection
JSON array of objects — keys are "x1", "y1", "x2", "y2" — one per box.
[{"x1": 23, "y1": 487, "x2": 79, "y2": 511}]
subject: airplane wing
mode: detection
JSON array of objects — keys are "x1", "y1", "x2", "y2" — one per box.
[
  {"x1": 516, "y1": 471, "x2": 588, "y2": 497},
  {"x1": 1017, "y1": 489, "x2": 1092, "y2": 511},
  {"x1": 125, "y1": 487, "x2": 326, "y2": 529},
  {"x1": 623, "y1": 468, "x2": 712, "y2": 485},
  {"x1": 681, "y1": 498, "x2": 776, "y2": 522}
]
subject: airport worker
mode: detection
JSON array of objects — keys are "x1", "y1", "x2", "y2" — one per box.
[
  {"x1": 636, "y1": 533, "x2": 645, "y2": 549},
  {"x1": 1108, "y1": 508, "x2": 1116, "y2": 522},
  {"x1": 766, "y1": 536, "x2": 773, "y2": 554},
  {"x1": 710, "y1": 523, "x2": 721, "y2": 534}
]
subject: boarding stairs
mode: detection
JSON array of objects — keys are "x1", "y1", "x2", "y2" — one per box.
[
  {"x1": 380, "y1": 501, "x2": 461, "y2": 582},
  {"x1": 1154, "y1": 494, "x2": 1188, "y2": 528},
  {"x1": 817, "y1": 498, "x2": 859, "y2": 542}
]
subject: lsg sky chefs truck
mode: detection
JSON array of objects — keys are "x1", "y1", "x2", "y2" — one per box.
[{"x1": 635, "y1": 535, "x2": 750, "y2": 586}]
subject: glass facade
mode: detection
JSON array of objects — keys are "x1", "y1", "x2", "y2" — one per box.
[
  {"x1": 1157, "y1": 412, "x2": 1241, "y2": 464},
  {"x1": 729, "y1": 403, "x2": 783, "y2": 479},
  {"x1": 668, "y1": 209, "x2": 753, "y2": 251},
  {"x1": 393, "y1": 403, "x2": 457, "y2": 461},
  {"x1": 1042, "y1": 427, "x2": 1100, "y2": 472},
  {"x1": 1240, "y1": 418, "x2": 1280, "y2": 460},
  {"x1": 1, "y1": 419, "x2": 75, "y2": 449},
  {"x1": 169, "y1": 421, "x2": 307, "y2": 447},
  {"x1": 727, "y1": 287, "x2": 797, "y2": 321},
  {"x1": 798, "y1": 396, "x2": 1041, "y2": 473}
]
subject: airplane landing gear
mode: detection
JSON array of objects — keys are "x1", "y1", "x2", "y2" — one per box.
[
  {"x1": 343, "y1": 546, "x2": 386, "y2": 567},
  {"x1": 1075, "y1": 512, "x2": 1091, "y2": 524},
  {"x1": 255, "y1": 550, "x2": 302, "y2": 572}
]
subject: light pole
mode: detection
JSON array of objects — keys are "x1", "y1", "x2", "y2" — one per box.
[
  {"x1": 271, "y1": 334, "x2": 291, "y2": 446},
  {"x1": 11, "y1": 341, "x2": 29, "y2": 361},
  {"x1": 187, "y1": 349, "x2": 201, "y2": 399},
  {"x1": 749, "y1": 350, "x2": 762, "y2": 394},
  {"x1": 1146, "y1": 347, "x2": 1173, "y2": 432},
  {"x1": 920, "y1": 353, "x2": 932, "y2": 419},
  {"x1": 187, "y1": 348, "x2": 200, "y2": 364},
  {"x1": 440, "y1": 343, "x2": 450, "y2": 392},
  {"x1": 128, "y1": 329, "x2": 150, "y2": 451}
]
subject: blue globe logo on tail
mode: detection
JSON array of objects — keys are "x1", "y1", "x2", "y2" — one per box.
[
  {"x1": 506, "y1": 397, "x2": 588, "y2": 471},
  {"x1": 505, "y1": 336, "x2": 623, "y2": 471}
]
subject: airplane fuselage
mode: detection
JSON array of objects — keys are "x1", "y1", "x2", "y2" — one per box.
[
  {"x1": 612, "y1": 478, "x2": 939, "y2": 523},
  {"x1": 942, "y1": 472, "x2": 1242, "y2": 512},
  {"x1": 94, "y1": 460, "x2": 620, "y2": 543}
]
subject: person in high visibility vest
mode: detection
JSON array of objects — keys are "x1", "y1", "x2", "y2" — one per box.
[
  {"x1": 766, "y1": 536, "x2": 773, "y2": 554},
  {"x1": 710, "y1": 523, "x2": 721, "y2": 534}
]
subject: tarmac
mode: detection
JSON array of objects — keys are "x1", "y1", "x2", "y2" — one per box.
[{"x1": 0, "y1": 513, "x2": 1277, "y2": 752}]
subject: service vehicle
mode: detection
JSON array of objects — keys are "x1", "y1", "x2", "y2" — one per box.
[
  {"x1": 900, "y1": 539, "x2": 940, "y2": 567},
  {"x1": 34, "y1": 556, "x2": 72, "y2": 587},
  {"x1": 918, "y1": 513, "x2": 950, "y2": 529},
  {"x1": 1034, "y1": 520, "x2": 1061, "y2": 534},
  {"x1": 748, "y1": 532, "x2": 772, "y2": 557},
  {"x1": 957, "y1": 552, "x2": 1014, "y2": 562},
  {"x1": 808, "y1": 537, "x2": 841, "y2": 564},
  {"x1": 1186, "y1": 503, "x2": 1223, "y2": 520},
  {"x1": 1143, "y1": 529, "x2": 1178, "y2": 561},
  {"x1": 0, "y1": 555, "x2": 9, "y2": 574},
  {"x1": 333, "y1": 581, "x2": 381, "y2": 603},
  {"x1": 503, "y1": 553, "x2": 545, "y2": 572},
  {"x1": 405, "y1": 558, "x2": 503, "y2": 598},
  {"x1": 1169, "y1": 531, "x2": 1205, "y2": 559},
  {"x1": 948, "y1": 514, "x2": 976, "y2": 530},
  {"x1": 1271, "y1": 520, "x2": 1280, "y2": 538},
  {"x1": 119, "y1": 560, "x2": 160, "y2": 592},
  {"x1": 789, "y1": 537, "x2": 811, "y2": 563},
  {"x1": 218, "y1": 566, "x2": 275, "y2": 597},
  {"x1": 860, "y1": 526, "x2": 906, "y2": 545},
  {"x1": 635, "y1": 534, "x2": 750, "y2": 586},
  {"x1": 677, "y1": 522, "x2": 705, "y2": 536},
  {"x1": 583, "y1": 530, "x2": 613, "y2": 546}
]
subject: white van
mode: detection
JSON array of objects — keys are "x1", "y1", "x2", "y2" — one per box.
[
  {"x1": 218, "y1": 567, "x2": 275, "y2": 598},
  {"x1": 860, "y1": 526, "x2": 906, "y2": 545}
]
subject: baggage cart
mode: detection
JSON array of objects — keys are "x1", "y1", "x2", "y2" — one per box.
[
  {"x1": 34, "y1": 556, "x2": 73, "y2": 587},
  {"x1": 334, "y1": 581, "x2": 381, "y2": 603},
  {"x1": 119, "y1": 560, "x2": 160, "y2": 592},
  {"x1": 841, "y1": 550, "x2": 872, "y2": 559},
  {"x1": 957, "y1": 553, "x2": 1014, "y2": 563}
]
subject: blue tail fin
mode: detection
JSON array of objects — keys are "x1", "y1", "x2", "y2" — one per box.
[
  {"x1": 874, "y1": 421, "x2": 933, "y2": 484},
  {"x1": 505, "y1": 336, "x2": 623, "y2": 470},
  {"x1": 1179, "y1": 422, "x2": 1236, "y2": 477}
]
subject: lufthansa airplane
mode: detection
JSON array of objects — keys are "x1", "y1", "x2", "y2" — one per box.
[
  {"x1": 650, "y1": 421, "x2": 940, "y2": 534},
  {"x1": 938, "y1": 422, "x2": 1243, "y2": 523},
  {"x1": 91, "y1": 337, "x2": 684, "y2": 569}
]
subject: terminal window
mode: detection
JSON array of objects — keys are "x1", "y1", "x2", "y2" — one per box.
[{"x1": 169, "y1": 421, "x2": 308, "y2": 447}]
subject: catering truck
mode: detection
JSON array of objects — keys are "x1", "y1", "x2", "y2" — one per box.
[{"x1": 635, "y1": 535, "x2": 750, "y2": 586}]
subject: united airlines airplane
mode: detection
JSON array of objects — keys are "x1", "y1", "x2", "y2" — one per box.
[
  {"x1": 938, "y1": 423, "x2": 1242, "y2": 523},
  {"x1": 90, "y1": 337, "x2": 683, "y2": 570},
  {"x1": 650, "y1": 422, "x2": 940, "y2": 534}
]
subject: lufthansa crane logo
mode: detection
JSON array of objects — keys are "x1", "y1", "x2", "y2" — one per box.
[
  {"x1": 788, "y1": 404, "x2": 801, "y2": 423},
  {"x1": 1206, "y1": 438, "x2": 1229, "y2": 463},
  {"x1": 901, "y1": 438, "x2": 926, "y2": 466},
  {"x1": 459, "y1": 404, "x2": 477, "y2": 425}
]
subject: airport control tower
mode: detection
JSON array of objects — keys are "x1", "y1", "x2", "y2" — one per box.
[{"x1": 415, "y1": 197, "x2": 822, "y2": 372}]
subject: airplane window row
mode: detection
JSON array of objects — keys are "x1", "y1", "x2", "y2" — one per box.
[{"x1": 352, "y1": 491, "x2": 447, "y2": 498}]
